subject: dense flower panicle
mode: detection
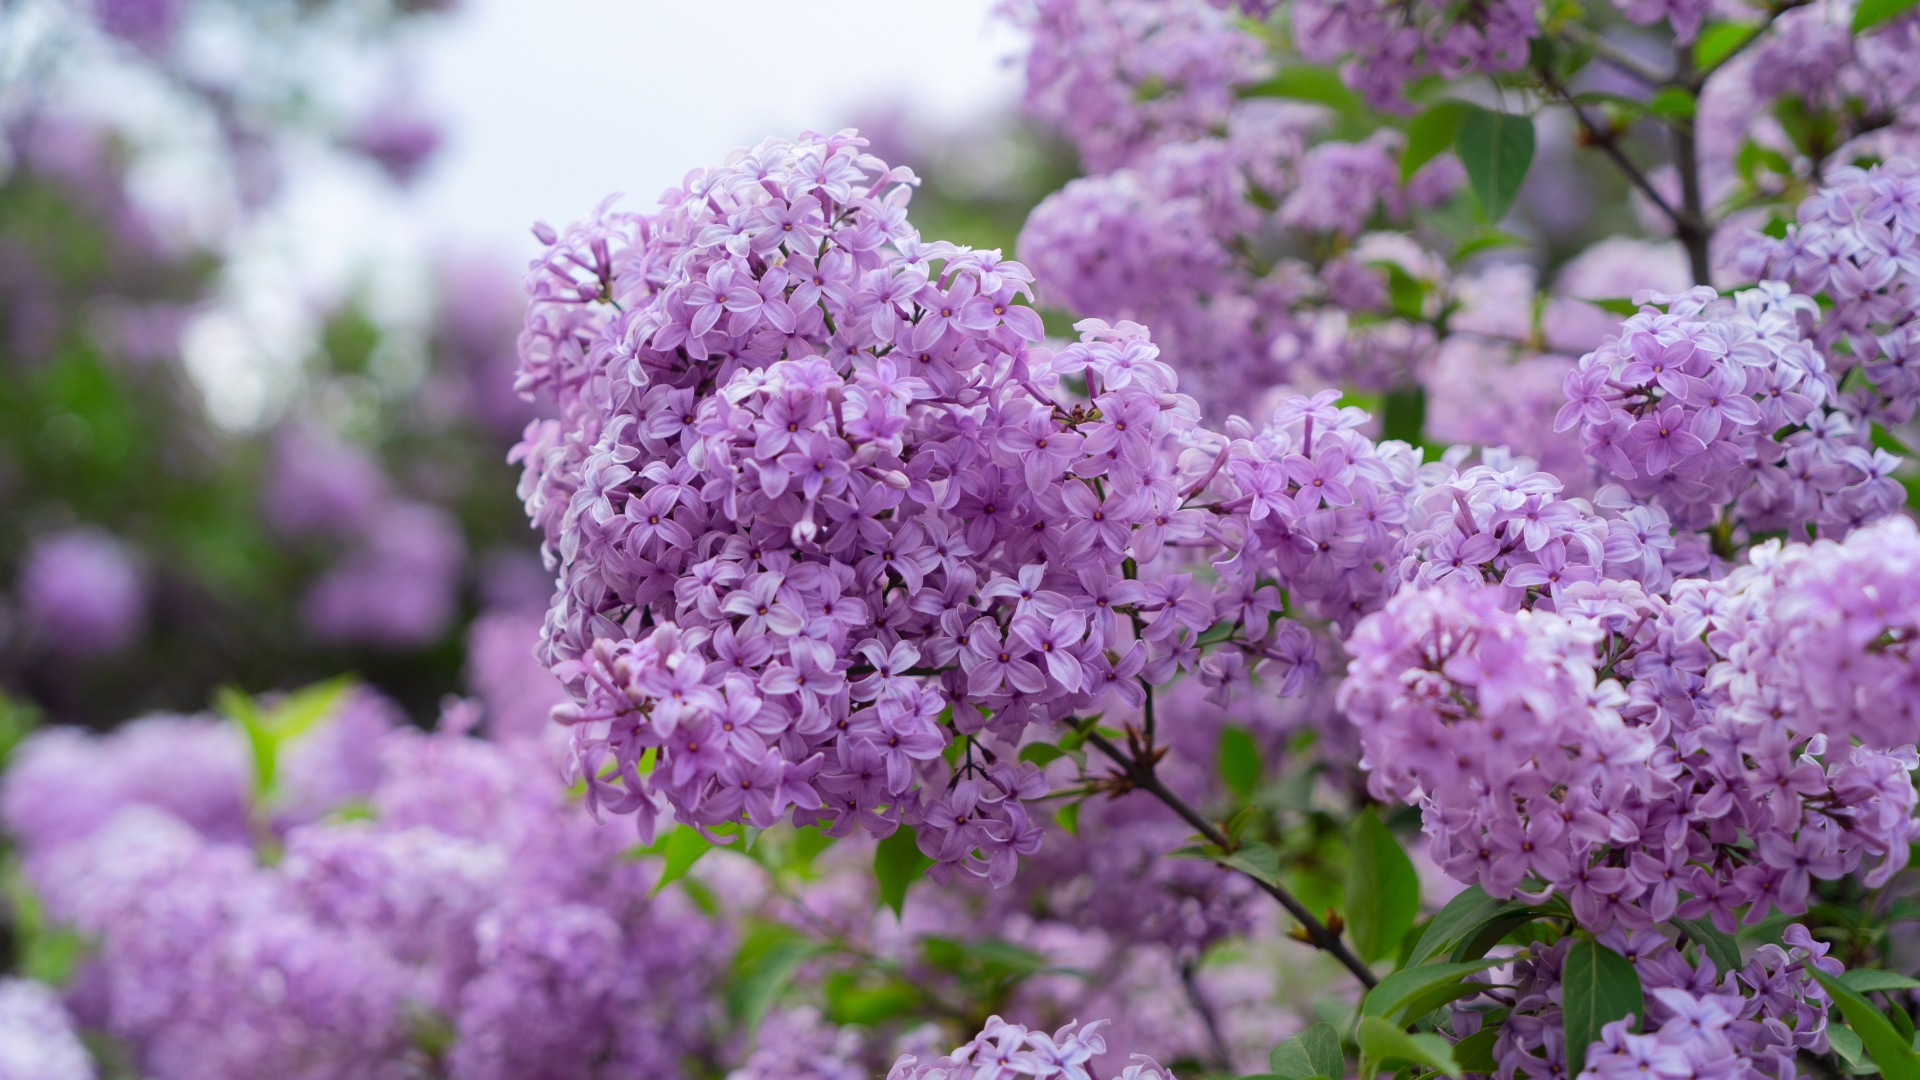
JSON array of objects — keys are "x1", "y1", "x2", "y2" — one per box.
[
  {"x1": 1497, "y1": 927, "x2": 1837, "y2": 1080},
  {"x1": 0, "y1": 977, "x2": 96, "y2": 1080},
  {"x1": 1739, "y1": 158, "x2": 1920, "y2": 425},
  {"x1": 1291, "y1": 0, "x2": 1542, "y2": 111},
  {"x1": 512, "y1": 131, "x2": 1406, "y2": 883},
  {"x1": 18, "y1": 528, "x2": 145, "y2": 655},
  {"x1": 1709, "y1": 516, "x2": 1920, "y2": 750},
  {"x1": 1002, "y1": 0, "x2": 1271, "y2": 172},
  {"x1": 1555, "y1": 283, "x2": 1891, "y2": 538},
  {"x1": 2, "y1": 706, "x2": 730, "y2": 1080},
  {"x1": 1017, "y1": 106, "x2": 1463, "y2": 413},
  {"x1": 887, "y1": 1017, "x2": 1176, "y2": 1080}
]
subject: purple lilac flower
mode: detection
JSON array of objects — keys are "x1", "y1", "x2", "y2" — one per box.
[
  {"x1": 0, "y1": 977, "x2": 96, "y2": 1080},
  {"x1": 303, "y1": 501, "x2": 465, "y2": 647},
  {"x1": 261, "y1": 425, "x2": 390, "y2": 540},
  {"x1": 1292, "y1": 0, "x2": 1541, "y2": 111},
  {"x1": 18, "y1": 528, "x2": 145, "y2": 655},
  {"x1": 887, "y1": 1017, "x2": 1175, "y2": 1080}
]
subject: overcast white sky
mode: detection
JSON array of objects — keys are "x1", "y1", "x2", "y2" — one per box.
[
  {"x1": 186, "y1": 0, "x2": 1026, "y2": 426},
  {"x1": 412, "y1": 0, "x2": 1024, "y2": 261}
]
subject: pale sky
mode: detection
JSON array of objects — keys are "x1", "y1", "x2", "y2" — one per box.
[{"x1": 186, "y1": 0, "x2": 1027, "y2": 426}]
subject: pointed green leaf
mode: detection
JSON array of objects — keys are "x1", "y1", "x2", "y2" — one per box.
[
  {"x1": 1648, "y1": 87, "x2": 1696, "y2": 122},
  {"x1": 1813, "y1": 969, "x2": 1920, "y2": 1080},
  {"x1": 1055, "y1": 800, "x2": 1082, "y2": 837},
  {"x1": 1239, "y1": 65, "x2": 1362, "y2": 111},
  {"x1": 1563, "y1": 940, "x2": 1645, "y2": 1080},
  {"x1": 1346, "y1": 807, "x2": 1420, "y2": 964},
  {"x1": 1855, "y1": 0, "x2": 1920, "y2": 34},
  {"x1": 1220, "y1": 840, "x2": 1283, "y2": 887},
  {"x1": 1844, "y1": 971, "x2": 1920, "y2": 994},
  {"x1": 1693, "y1": 22, "x2": 1753, "y2": 69},
  {"x1": 874, "y1": 825, "x2": 934, "y2": 917},
  {"x1": 649, "y1": 826, "x2": 718, "y2": 896},
  {"x1": 1453, "y1": 1027, "x2": 1500, "y2": 1073},
  {"x1": 1271, "y1": 1022, "x2": 1344, "y2": 1079},
  {"x1": 1219, "y1": 726, "x2": 1261, "y2": 802},
  {"x1": 1454, "y1": 108, "x2": 1535, "y2": 223},
  {"x1": 1402, "y1": 101, "x2": 1473, "y2": 182},
  {"x1": 1407, "y1": 886, "x2": 1502, "y2": 968},
  {"x1": 1363, "y1": 958, "x2": 1509, "y2": 1023},
  {"x1": 1359, "y1": 1016, "x2": 1460, "y2": 1079},
  {"x1": 728, "y1": 931, "x2": 830, "y2": 1030},
  {"x1": 1830, "y1": 1024, "x2": 1872, "y2": 1073},
  {"x1": 1676, "y1": 918, "x2": 1742, "y2": 977},
  {"x1": 1020, "y1": 742, "x2": 1067, "y2": 768}
]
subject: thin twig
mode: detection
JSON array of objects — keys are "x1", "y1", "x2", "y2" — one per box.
[
  {"x1": 1556, "y1": 23, "x2": 1668, "y2": 86},
  {"x1": 1084, "y1": 730, "x2": 1380, "y2": 989},
  {"x1": 1181, "y1": 960, "x2": 1235, "y2": 1074}
]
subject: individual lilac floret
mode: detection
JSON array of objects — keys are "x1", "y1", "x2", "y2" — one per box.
[
  {"x1": 0, "y1": 977, "x2": 96, "y2": 1080},
  {"x1": 18, "y1": 528, "x2": 145, "y2": 655}
]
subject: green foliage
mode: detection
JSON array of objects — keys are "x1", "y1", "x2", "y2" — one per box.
[
  {"x1": 1562, "y1": 940, "x2": 1644, "y2": 1079},
  {"x1": 1345, "y1": 808, "x2": 1418, "y2": 964},
  {"x1": 1358, "y1": 1016, "x2": 1460, "y2": 1079},
  {"x1": 1676, "y1": 918, "x2": 1742, "y2": 976},
  {"x1": 1693, "y1": 21, "x2": 1753, "y2": 69},
  {"x1": 642, "y1": 826, "x2": 725, "y2": 896},
  {"x1": 874, "y1": 824, "x2": 935, "y2": 917},
  {"x1": 1814, "y1": 969, "x2": 1920, "y2": 1080},
  {"x1": 1453, "y1": 108, "x2": 1536, "y2": 223},
  {"x1": 1219, "y1": 725, "x2": 1262, "y2": 802},
  {"x1": 217, "y1": 676, "x2": 354, "y2": 798},
  {"x1": 3, "y1": 860, "x2": 86, "y2": 986},
  {"x1": 1363, "y1": 958, "x2": 1509, "y2": 1025},
  {"x1": 1270, "y1": 1022, "x2": 1344, "y2": 1080},
  {"x1": 1853, "y1": 0, "x2": 1920, "y2": 34},
  {"x1": 728, "y1": 922, "x2": 830, "y2": 1031},
  {"x1": 1240, "y1": 64, "x2": 1364, "y2": 112},
  {"x1": 1401, "y1": 102, "x2": 1472, "y2": 182}
]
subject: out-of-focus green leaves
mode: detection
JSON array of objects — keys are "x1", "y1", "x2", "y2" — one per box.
[
  {"x1": 874, "y1": 824, "x2": 934, "y2": 917},
  {"x1": 1648, "y1": 87, "x2": 1696, "y2": 122},
  {"x1": 1854, "y1": 0, "x2": 1920, "y2": 34},
  {"x1": 1846, "y1": 971, "x2": 1920, "y2": 993},
  {"x1": 3, "y1": 860, "x2": 86, "y2": 986},
  {"x1": 1563, "y1": 940, "x2": 1644, "y2": 1079},
  {"x1": 728, "y1": 922, "x2": 829, "y2": 1031},
  {"x1": 824, "y1": 970, "x2": 922, "y2": 1026},
  {"x1": 1239, "y1": 64, "x2": 1363, "y2": 111},
  {"x1": 217, "y1": 676, "x2": 353, "y2": 798},
  {"x1": 1454, "y1": 107, "x2": 1536, "y2": 223},
  {"x1": 0, "y1": 691, "x2": 41, "y2": 768},
  {"x1": 1345, "y1": 807, "x2": 1418, "y2": 964},
  {"x1": 1453, "y1": 1027, "x2": 1500, "y2": 1073},
  {"x1": 1693, "y1": 21, "x2": 1753, "y2": 69},
  {"x1": 1401, "y1": 101, "x2": 1472, "y2": 182},
  {"x1": 1219, "y1": 726, "x2": 1262, "y2": 802}
]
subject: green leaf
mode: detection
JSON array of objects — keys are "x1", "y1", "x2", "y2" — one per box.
[
  {"x1": 1452, "y1": 229, "x2": 1529, "y2": 264},
  {"x1": 1019, "y1": 742, "x2": 1067, "y2": 768},
  {"x1": 1814, "y1": 969, "x2": 1920, "y2": 1080},
  {"x1": 1220, "y1": 726, "x2": 1262, "y2": 802},
  {"x1": 1358, "y1": 1016, "x2": 1460, "y2": 1079},
  {"x1": 1563, "y1": 940, "x2": 1645, "y2": 1080},
  {"x1": 1587, "y1": 297, "x2": 1641, "y2": 317},
  {"x1": 1346, "y1": 807, "x2": 1420, "y2": 964},
  {"x1": 1676, "y1": 918, "x2": 1742, "y2": 977},
  {"x1": 1454, "y1": 108, "x2": 1535, "y2": 224},
  {"x1": 825, "y1": 972, "x2": 921, "y2": 1025},
  {"x1": 1055, "y1": 800, "x2": 1082, "y2": 837},
  {"x1": 728, "y1": 928, "x2": 830, "y2": 1030},
  {"x1": 1402, "y1": 101, "x2": 1472, "y2": 182},
  {"x1": 649, "y1": 826, "x2": 719, "y2": 896},
  {"x1": 1648, "y1": 87, "x2": 1696, "y2": 122},
  {"x1": 1219, "y1": 840, "x2": 1283, "y2": 886},
  {"x1": 1832, "y1": 1024, "x2": 1882, "y2": 1074},
  {"x1": 1693, "y1": 21, "x2": 1753, "y2": 69},
  {"x1": 218, "y1": 677, "x2": 355, "y2": 797},
  {"x1": 874, "y1": 825, "x2": 934, "y2": 917},
  {"x1": 1453, "y1": 1027, "x2": 1500, "y2": 1073},
  {"x1": 1239, "y1": 65, "x2": 1362, "y2": 111},
  {"x1": 1408, "y1": 886, "x2": 1506, "y2": 968},
  {"x1": 1271, "y1": 1022, "x2": 1345, "y2": 1080},
  {"x1": 1846, "y1": 972, "x2": 1920, "y2": 994},
  {"x1": 1363, "y1": 958, "x2": 1509, "y2": 1024},
  {"x1": 1855, "y1": 0, "x2": 1920, "y2": 34}
]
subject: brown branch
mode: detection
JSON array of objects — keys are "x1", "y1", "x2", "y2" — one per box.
[{"x1": 1084, "y1": 730, "x2": 1380, "y2": 989}]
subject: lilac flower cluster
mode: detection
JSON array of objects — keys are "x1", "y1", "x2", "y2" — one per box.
[
  {"x1": 1003, "y1": 0, "x2": 1271, "y2": 171},
  {"x1": 1740, "y1": 159, "x2": 1920, "y2": 426},
  {"x1": 0, "y1": 978, "x2": 95, "y2": 1080},
  {"x1": 887, "y1": 1017, "x2": 1176, "y2": 1080},
  {"x1": 512, "y1": 131, "x2": 1424, "y2": 883},
  {"x1": 1555, "y1": 283, "x2": 1890, "y2": 538},
  {"x1": 1495, "y1": 925, "x2": 1839, "y2": 1080},
  {"x1": 15, "y1": 528, "x2": 146, "y2": 656},
  {"x1": 1, "y1": 701, "x2": 729, "y2": 1080},
  {"x1": 1291, "y1": 0, "x2": 1542, "y2": 111}
]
